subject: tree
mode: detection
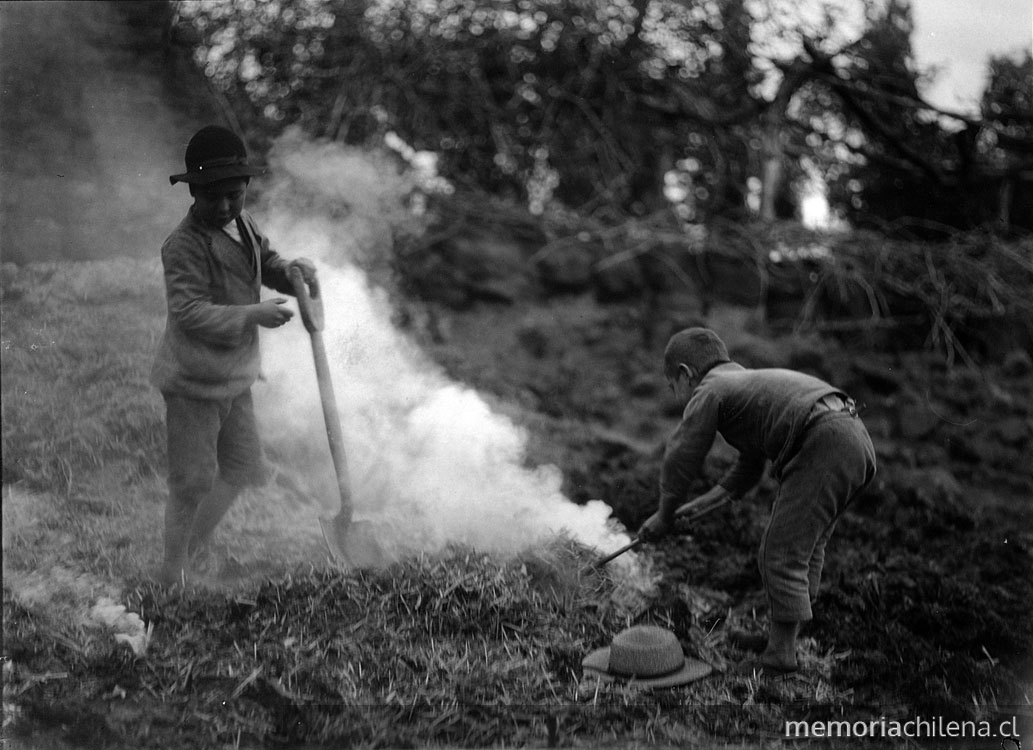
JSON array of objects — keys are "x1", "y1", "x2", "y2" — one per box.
[
  {"x1": 178, "y1": 0, "x2": 776, "y2": 218},
  {"x1": 979, "y1": 50, "x2": 1033, "y2": 230},
  {"x1": 173, "y1": 0, "x2": 1030, "y2": 232},
  {"x1": 787, "y1": 1, "x2": 1033, "y2": 235}
]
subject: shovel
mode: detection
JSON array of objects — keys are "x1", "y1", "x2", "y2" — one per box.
[
  {"x1": 592, "y1": 491, "x2": 731, "y2": 569},
  {"x1": 289, "y1": 266, "x2": 387, "y2": 567}
]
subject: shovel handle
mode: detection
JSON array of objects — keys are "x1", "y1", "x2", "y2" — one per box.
[
  {"x1": 289, "y1": 265, "x2": 324, "y2": 333},
  {"x1": 593, "y1": 538, "x2": 644, "y2": 568},
  {"x1": 289, "y1": 265, "x2": 352, "y2": 528},
  {"x1": 592, "y1": 492, "x2": 731, "y2": 569},
  {"x1": 308, "y1": 331, "x2": 353, "y2": 527}
]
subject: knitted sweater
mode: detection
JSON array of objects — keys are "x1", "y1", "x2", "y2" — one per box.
[
  {"x1": 659, "y1": 362, "x2": 843, "y2": 504},
  {"x1": 151, "y1": 207, "x2": 294, "y2": 400}
]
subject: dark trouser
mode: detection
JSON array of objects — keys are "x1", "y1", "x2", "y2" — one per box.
[
  {"x1": 164, "y1": 390, "x2": 266, "y2": 502},
  {"x1": 759, "y1": 411, "x2": 876, "y2": 622}
]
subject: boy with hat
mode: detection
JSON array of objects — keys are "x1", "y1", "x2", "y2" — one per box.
[
  {"x1": 638, "y1": 327, "x2": 876, "y2": 673},
  {"x1": 152, "y1": 125, "x2": 317, "y2": 585}
]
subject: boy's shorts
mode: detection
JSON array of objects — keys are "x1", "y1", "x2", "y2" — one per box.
[{"x1": 163, "y1": 390, "x2": 268, "y2": 498}]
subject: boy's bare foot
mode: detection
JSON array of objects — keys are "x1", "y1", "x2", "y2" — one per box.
[
  {"x1": 750, "y1": 619, "x2": 800, "y2": 673},
  {"x1": 728, "y1": 629, "x2": 768, "y2": 653}
]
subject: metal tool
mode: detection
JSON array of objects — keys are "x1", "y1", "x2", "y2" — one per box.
[
  {"x1": 592, "y1": 492, "x2": 731, "y2": 569},
  {"x1": 289, "y1": 266, "x2": 387, "y2": 567}
]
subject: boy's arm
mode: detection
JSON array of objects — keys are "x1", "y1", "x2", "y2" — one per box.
[
  {"x1": 680, "y1": 484, "x2": 732, "y2": 513},
  {"x1": 259, "y1": 244, "x2": 296, "y2": 296},
  {"x1": 242, "y1": 212, "x2": 316, "y2": 295},
  {"x1": 163, "y1": 238, "x2": 253, "y2": 347},
  {"x1": 653, "y1": 392, "x2": 720, "y2": 523},
  {"x1": 717, "y1": 453, "x2": 766, "y2": 499}
]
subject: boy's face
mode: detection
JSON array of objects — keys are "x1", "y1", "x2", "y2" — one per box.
[
  {"x1": 191, "y1": 177, "x2": 249, "y2": 229},
  {"x1": 666, "y1": 365, "x2": 697, "y2": 406}
]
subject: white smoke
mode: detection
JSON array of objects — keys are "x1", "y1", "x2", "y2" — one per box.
[{"x1": 251, "y1": 129, "x2": 639, "y2": 563}]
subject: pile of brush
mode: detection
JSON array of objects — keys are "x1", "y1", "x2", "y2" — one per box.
[
  {"x1": 782, "y1": 230, "x2": 1033, "y2": 366},
  {"x1": 6, "y1": 539, "x2": 726, "y2": 748}
]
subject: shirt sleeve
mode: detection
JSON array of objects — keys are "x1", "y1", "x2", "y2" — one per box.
[
  {"x1": 718, "y1": 452, "x2": 766, "y2": 497},
  {"x1": 658, "y1": 388, "x2": 720, "y2": 510},
  {"x1": 243, "y1": 212, "x2": 294, "y2": 295},
  {"x1": 162, "y1": 236, "x2": 251, "y2": 348}
]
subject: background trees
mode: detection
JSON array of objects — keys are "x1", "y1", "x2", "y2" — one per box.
[
  {"x1": 979, "y1": 50, "x2": 1033, "y2": 229},
  {"x1": 173, "y1": 0, "x2": 1033, "y2": 234}
]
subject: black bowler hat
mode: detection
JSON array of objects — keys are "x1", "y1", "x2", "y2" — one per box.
[{"x1": 169, "y1": 125, "x2": 266, "y2": 185}]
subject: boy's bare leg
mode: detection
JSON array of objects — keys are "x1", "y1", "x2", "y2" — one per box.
[
  {"x1": 187, "y1": 476, "x2": 241, "y2": 557},
  {"x1": 160, "y1": 492, "x2": 199, "y2": 586},
  {"x1": 762, "y1": 620, "x2": 800, "y2": 671}
]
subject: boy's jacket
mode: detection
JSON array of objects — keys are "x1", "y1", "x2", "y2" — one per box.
[
  {"x1": 660, "y1": 362, "x2": 845, "y2": 504},
  {"x1": 151, "y1": 208, "x2": 294, "y2": 400}
]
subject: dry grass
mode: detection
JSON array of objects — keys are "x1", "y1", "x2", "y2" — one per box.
[
  {"x1": 4, "y1": 538, "x2": 873, "y2": 749},
  {"x1": 1, "y1": 259, "x2": 167, "y2": 492}
]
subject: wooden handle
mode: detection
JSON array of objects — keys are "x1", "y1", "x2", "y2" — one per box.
[
  {"x1": 592, "y1": 492, "x2": 732, "y2": 569},
  {"x1": 309, "y1": 331, "x2": 353, "y2": 528},
  {"x1": 291, "y1": 264, "x2": 352, "y2": 528},
  {"x1": 289, "y1": 265, "x2": 324, "y2": 333},
  {"x1": 592, "y1": 538, "x2": 644, "y2": 568}
]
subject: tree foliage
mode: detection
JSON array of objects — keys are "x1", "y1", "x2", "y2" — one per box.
[
  {"x1": 174, "y1": 0, "x2": 1033, "y2": 232},
  {"x1": 792, "y1": 1, "x2": 1033, "y2": 234},
  {"x1": 977, "y1": 50, "x2": 1033, "y2": 230}
]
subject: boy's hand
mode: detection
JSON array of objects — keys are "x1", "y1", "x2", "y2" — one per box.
[
  {"x1": 638, "y1": 511, "x2": 674, "y2": 542},
  {"x1": 250, "y1": 298, "x2": 294, "y2": 328},
  {"x1": 289, "y1": 258, "x2": 317, "y2": 284}
]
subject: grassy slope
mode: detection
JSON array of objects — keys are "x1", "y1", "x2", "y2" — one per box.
[{"x1": 2, "y1": 258, "x2": 1032, "y2": 749}]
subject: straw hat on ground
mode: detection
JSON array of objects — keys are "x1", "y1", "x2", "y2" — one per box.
[{"x1": 582, "y1": 625, "x2": 712, "y2": 688}]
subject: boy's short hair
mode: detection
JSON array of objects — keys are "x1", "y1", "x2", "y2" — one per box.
[{"x1": 664, "y1": 328, "x2": 730, "y2": 379}]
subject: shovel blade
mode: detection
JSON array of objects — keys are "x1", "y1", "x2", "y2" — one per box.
[{"x1": 319, "y1": 516, "x2": 391, "y2": 568}]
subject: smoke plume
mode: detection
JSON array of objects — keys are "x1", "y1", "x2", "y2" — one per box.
[{"x1": 252, "y1": 129, "x2": 639, "y2": 565}]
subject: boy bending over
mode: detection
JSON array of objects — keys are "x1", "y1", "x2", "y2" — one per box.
[{"x1": 638, "y1": 328, "x2": 876, "y2": 673}]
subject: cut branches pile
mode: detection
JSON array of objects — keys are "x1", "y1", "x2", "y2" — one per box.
[{"x1": 791, "y1": 231, "x2": 1033, "y2": 366}]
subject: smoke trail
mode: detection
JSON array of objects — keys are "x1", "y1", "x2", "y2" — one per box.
[{"x1": 252, "y1": 129, "x2": 639, "y2": 563}]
